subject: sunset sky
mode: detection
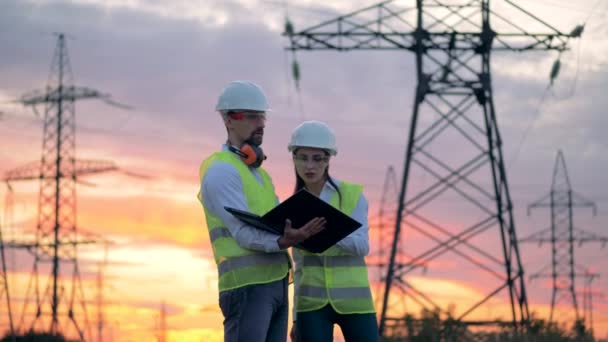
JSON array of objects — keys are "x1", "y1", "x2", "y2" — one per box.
[{"x1": 1, "y1": 0, "x2": 608, "y2": 341}]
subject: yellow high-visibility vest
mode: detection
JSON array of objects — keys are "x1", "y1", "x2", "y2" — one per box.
[
  {"x1": 295, "y1": 181, "x2": 375, "y2": 314},
  {"x1": 198, "y1": 151, "x2": 290, "y2": 292}
]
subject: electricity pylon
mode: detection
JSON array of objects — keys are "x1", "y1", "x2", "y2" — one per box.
[
  {"x1": 0, "y1": 219, "x2": 16, "y2": 340},
  {"x1": 284, "y1": 0, "x2": 582, "y2": 335},
  {"x1": 156, "y1": 301, "x2": 167, "y2": 342},
  {"x1": 3, "y1": 33, "x2": 127, "y2": 340},
  {"x1": 580, "y1": 271, "x2": 602, "y2": 337},
  {"x1": 520, "y1": 150, "x2": 607, "y2": 325},
  {"x1": 370, "y1": 166, "x2": 428, "y2": 316}
]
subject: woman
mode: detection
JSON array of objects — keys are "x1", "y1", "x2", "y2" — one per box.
[{"x1": 287, "y1": 120, "x2": 379, "y2": 342}]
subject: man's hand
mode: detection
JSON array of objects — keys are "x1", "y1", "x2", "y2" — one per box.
[{"x1": 278, "y1": 217, "x2": 326, "y2": 249}]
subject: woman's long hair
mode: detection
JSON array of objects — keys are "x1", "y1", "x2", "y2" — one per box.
[{"x1": 293, "y1": 150, "x2": 342, "y2": 208}]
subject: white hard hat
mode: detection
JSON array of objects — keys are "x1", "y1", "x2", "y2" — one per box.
[
  {"x1": 215, "y1": 80, "x2": 270, "y2": 112},
  {"x1": 288, "y1": 120, "x2": 337, "y2": 156}
]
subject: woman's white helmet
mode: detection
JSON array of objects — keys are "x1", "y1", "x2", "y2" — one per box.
[
  {"x1": 215, "y1": 80, "x2": 269, "y2": 112},
  {"x1": 288, "y1": 120, "x2": 337, "y2": 156}
]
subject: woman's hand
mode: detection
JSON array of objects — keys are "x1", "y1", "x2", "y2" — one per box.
[{"x1": 278, "y1": 217, "x2": 326, "y2": 249}]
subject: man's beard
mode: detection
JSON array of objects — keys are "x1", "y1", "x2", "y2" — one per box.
[{"x1": 249, "y1": 130, "x2": 264, "y2": 145}]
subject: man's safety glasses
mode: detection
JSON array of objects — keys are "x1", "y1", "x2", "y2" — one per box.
[{"x1": 227, "y1": 111, "x2": 266, "y2": 121}]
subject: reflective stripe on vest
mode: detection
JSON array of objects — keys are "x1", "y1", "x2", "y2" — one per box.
[
  {"x1": 198, "y1": 151, "x2": 290, "y2": 292},
  {"x1": 295, "y1": 181, "x2": 375, "y2": 314},
  {"x1": 218, "y1": 253, "x2": 288, "y2": 275},
  {"x1": 302, "y1": 255, "x2": 366, "y2": 268},
  {"x1": 209, "y1": 227, "x2": 231, "y2": 242},
  {"x1": 299, "y1": 285, "x2": 373, "y2": 299}
]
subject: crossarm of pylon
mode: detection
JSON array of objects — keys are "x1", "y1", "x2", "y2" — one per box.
[
  {"x1": 286, "y1": 1, "x2": 572, "y2": 52},
  {"x1": 5, "y1": 238, "x2": 98, "y2": 262},
  {"x1": 527, "y1": 192, "x2": 552, "y2": 215},
  {"x1": 3, "y1": 161, "x2": 42, "y2": 182},
  {"x1": 479, "y1": 0, "x2": 570, "y2": 51},
  {"x1": 573, "y1": 228, "x2": 608, "y2": 246},
  {"x1": 571, "y1": 266, "x2": 600, "y2": 279},
  {"x1": 571, "y1": 191, "x2": 597, "y2": 214},
  {"x1": 19, "y1": 86, "x2": 106, "y2": 105},
  {"x1": 518, "y1": 227, "x2": 551, "y2": 244},
  {"x1": 73, "y1": 159, "x2": 119, "y2": 176},
  {"x1": 3, "y1": 159, "x2": 118, "y2": 183},
  {"x1": 286, "y1": 2, "x2": 417, "y2": 51}
]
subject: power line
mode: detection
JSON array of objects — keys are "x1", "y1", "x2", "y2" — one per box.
[{"x1": 515, "y1": 0, "x2": 608, "y2": 15}]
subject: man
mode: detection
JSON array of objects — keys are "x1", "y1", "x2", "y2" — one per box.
[{"x1": 197, "y1": 80, "x2": 325, "y2": 342}]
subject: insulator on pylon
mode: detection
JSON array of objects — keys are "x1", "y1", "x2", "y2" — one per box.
[
  {"x1": 292, "y1": 60, "x2": 300, "y2": 90},
  {"x1": 549, "y1": 58, "x2": 561, "y2": 85},
  {"x1": 285, "y1": 18, "x2": 294, "y2": 36},
  {"x1": 569, "y1": 25, "x2": 584, "y2": 38}
]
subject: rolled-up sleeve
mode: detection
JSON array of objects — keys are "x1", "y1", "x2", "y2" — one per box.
[
  {"x1": 201, "y1": 161, "x2": 282, "y2": 253},
  {"x1": 335, "y1": 193, "x2": 370, "y2": 256}
]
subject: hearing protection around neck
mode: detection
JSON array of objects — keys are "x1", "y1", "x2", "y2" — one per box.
[{"x1": 228, "y1": 141, "x2": 267, "y2": 168}]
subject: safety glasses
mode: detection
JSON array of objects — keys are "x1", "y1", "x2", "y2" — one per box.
[
  {"x1": 228, "y1": 111, "x2": 266, "y2": 122},
  {"x1": 293, "y1": 154, "x2": 329, "y2": 166}
]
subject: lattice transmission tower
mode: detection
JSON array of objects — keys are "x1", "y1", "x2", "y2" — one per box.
[
  {"x1": 520, "y1": 150, "x2": 607, "y2": 325},
  {"x1": 2, "y1": 33, "x2": 127, "y2": 340},
  {"x1": 284, "y1": 0, "x2": 583, "y2": 335}
]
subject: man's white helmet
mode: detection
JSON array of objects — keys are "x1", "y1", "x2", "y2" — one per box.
[
  {"x1": 215, "y1": 80, "x2": 270, "y2": 112},
  {"x1": 288, "y1": 120, "x2": 337, "y2": 156}
]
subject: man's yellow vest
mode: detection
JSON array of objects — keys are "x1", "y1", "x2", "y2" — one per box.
[
  {"x1": 198, "y1": 151, "x2": 290, "y2": 292},
  {"x1": 295, "y1": 181, "x2": 375, "y2": 314}
]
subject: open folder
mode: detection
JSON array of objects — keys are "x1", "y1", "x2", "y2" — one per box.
[{"x1": 225, "y1": 189, "x2": 362, "y2": 253}]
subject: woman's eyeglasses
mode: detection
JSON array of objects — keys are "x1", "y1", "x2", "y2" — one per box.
[{"x1": 293, "y1": 154, "x2": 329, "y2": 166}]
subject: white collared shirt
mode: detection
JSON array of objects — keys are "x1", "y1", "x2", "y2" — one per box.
[{"x1": 311, "y1": 177, "x2": 370, "y2": 255}]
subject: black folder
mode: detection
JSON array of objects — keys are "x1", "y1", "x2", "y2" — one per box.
[{"x1": 225, "y1": 189, "x2": 362, "y2": 253}]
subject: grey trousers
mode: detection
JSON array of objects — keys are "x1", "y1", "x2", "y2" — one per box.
[{"x1": 219, "y1": 277, "x2": 288, "y2": 342}]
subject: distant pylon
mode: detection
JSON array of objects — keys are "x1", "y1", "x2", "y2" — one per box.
[
  {"x1": 580, "y1": 270, "x2": 602, "y2": 337},
  {"x1": 0, "y1": 218, "x2": 16, "y2": 339},
  {"x1": 370, "y1": 166, "x2": 428, "y2": 314},
  {"x1": 373, "y1": 166, "x2": 399, "y2": 277},
  {"x1": 96, "y1": 262, "x2": 104, "y2": 342},
  {"x1": 520, "y1": 150, "x2": 607, "y2": 324},
  {"x1": 96, "y1": 242, "x2": 110, "y2": 342},
  {"x1": 2, "y1": 33, "x2": 128, "y2": 340},
  {"x1": 371, "y1": 166, "x2": 399, "y2": 310},
  {"x1": 157, "y1": 300, "x2": 167, "y2": 342}
]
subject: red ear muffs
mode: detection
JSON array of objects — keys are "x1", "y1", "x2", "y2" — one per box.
[
  {"x1": 229, "y1": 142, "x2": 267, "y2": 168},
  {"x1": 240, "y1": 144, "x2": 260, "y2": 165}
]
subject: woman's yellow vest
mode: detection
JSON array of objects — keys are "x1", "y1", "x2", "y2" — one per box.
[
  {"x1": 198, "y1": 151, "x2": 290, "y2": 292},
  {"x1": 294, "y1": 181, "x2": 375, "y2": 314}
]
